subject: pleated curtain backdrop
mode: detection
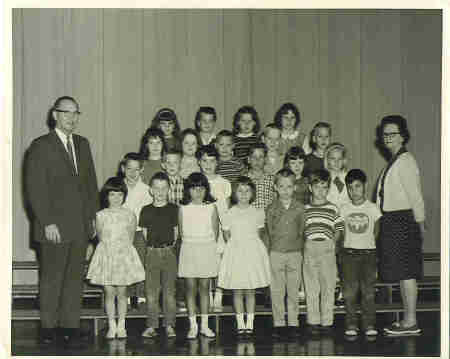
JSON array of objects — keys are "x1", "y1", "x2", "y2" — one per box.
[{"x1": 12, "y1": 9, "x2": 442, "y2": 284}]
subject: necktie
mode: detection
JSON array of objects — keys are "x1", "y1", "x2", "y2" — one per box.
[
  {"x1": 66, "y1": 136, "x2": 77, "y2": 174},
  {"x1": 334, "y1": 176, "x2": 344, "y2": 193}
]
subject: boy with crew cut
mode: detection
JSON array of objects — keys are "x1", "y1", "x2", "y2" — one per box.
[
  {"x1": 266, "y1": 168, "x2": 305, "y2": 339},
  {"x1": 303, "y1": 169, "x2": 344, "y2": 335},
  {"x1": 140, "y1": 172, "x2": 179, "y2": 338},
  {"x1": 340, "y1": 169, "x2": 381, "y2": 337}
]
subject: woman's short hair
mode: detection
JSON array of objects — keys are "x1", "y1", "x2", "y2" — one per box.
[{"x1": 379, "y1": 115, "x2": 411, "y2": 145}]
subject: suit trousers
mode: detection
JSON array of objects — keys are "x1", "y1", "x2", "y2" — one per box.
[
  {"x1": 303, "y1": 240, "x2": 337, "y2": 326},
  {"x1": 39, "y1": 239, "x2": 88, "y2": 329}
]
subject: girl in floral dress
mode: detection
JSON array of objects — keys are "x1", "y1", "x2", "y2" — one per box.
[{"x1": 87, "y1": 177, "x2": 145, "y2": 339}]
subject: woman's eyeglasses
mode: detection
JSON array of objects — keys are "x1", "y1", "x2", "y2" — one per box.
[{"x1": 382, "y1": 132, "x2": 400, "y2": 139}]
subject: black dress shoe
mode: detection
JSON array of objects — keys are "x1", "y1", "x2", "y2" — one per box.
[
  {"x1": 287, "y1": 326, "x2": 301, "y2": 339},
  {"x1": 62, "y1": 328, "x2": 88, "y2": 348},
  {"x1": 39, "y1": 328, "x2": 56, "y2": 345}
]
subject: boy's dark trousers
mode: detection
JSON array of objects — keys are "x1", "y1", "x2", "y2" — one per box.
[{"x1": 341, "y1": 248, "x2": 377, "y2": 329}]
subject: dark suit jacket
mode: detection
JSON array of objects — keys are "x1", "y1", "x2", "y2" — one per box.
[{"x1": 26, "y1": 130, "x2": 99, "y2": 243}]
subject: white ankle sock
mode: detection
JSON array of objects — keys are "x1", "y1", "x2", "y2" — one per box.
[
  {"x1": 201, "y1": 314, "x2": 209, "y2": 329},
  {"x1": 246, "y1": 313, "x2": 254, "y2": 330},
  {"x1": 236, "y1": 313, "x2": 245, "y2": 329},
  {"x1": 189, "y1": 316, "x2": 197, "y2": 329}
]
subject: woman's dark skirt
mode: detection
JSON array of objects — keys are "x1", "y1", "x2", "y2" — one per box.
[{"x1": 379, "y1": 209, "x2": 423, "y2": 282}]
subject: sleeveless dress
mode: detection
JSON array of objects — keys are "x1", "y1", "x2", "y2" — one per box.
[
  {"x1": 218, "y1": 206, "x2": 271, "y2": 289},
  {"x1": 87, "y1": 207, "x2": 145, "y2": 286},
  {"x1": 178, "y1": 203, "x2": 219, "y2": 278}
]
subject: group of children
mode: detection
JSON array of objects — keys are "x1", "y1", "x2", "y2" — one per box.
[{"x1": 86, "y1": 103, "x2": 382, "y2": 340}]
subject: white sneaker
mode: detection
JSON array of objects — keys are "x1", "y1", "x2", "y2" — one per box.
[
  {"x1": 166, "y1": 325, "x2": 176, "y2": 338},
  {"x1": 200, "y1": 327, "x2": 216, "y2": 338},
  {"x1": 142, "y1": 327, "x2": 158, "y2": 338},
  {"x1": 187, "y1": 326, "x2": 198, "y2": 339}
]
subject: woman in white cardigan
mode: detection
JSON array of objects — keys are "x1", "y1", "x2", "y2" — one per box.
[{"x1": 376, "y1": 115, "x2": 426, "y2": 336}]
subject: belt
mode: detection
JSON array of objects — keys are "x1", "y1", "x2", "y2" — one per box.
[
  {"x1": 147, "y1": 243, "x2": 175, "y2": 249},
  {"x1": 342, "y1": 248, "x2": 376, "y2": 255}
]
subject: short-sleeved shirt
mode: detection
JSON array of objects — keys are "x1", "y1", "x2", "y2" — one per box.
[
  {"x1": 340, "y1": 200, "x2": 382, "y2": 250},
  {"x1": 139, "y1": 203, "x2": 178, "y2": 247},
  {"x1": 266, "y1": 199, "x2": 305, "y2": 252},
  {"x1": 217, "y1": 157, "x2": 245, "y2": 184},
  {"x1": 304, "y1": 202, "x2": 344, "y2": 243}
]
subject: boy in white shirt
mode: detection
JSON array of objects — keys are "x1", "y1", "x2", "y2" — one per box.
[{"x1": 340, "y1": 169, "x2": 382, "y2": 337}]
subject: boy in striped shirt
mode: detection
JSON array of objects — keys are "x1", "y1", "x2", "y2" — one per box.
[{"x1": 303, "y1": 169, "x2": 345, "y2": 335}]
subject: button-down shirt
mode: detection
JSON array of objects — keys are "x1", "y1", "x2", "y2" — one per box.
[{"x1": 266, "y1": 198, "x2": 305, "y2": 253}]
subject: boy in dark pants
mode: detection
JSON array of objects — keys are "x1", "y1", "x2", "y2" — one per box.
[
  {"x1": 340, "y1": 169, "x2": 382, "y2": 336},
  {"x1": 140, "y1": 172, "x2": 179, "y2": 338}
]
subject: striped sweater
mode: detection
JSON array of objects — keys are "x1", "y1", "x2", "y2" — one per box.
[{"x1": 304, "y1": 202, "x2": 344, "y2": 242}]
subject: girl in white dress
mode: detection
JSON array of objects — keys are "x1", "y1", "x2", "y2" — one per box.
[
  {"x1": 87, "y1": 177, "x2": 145, "y2": 339},
  {"x1": 218, "y1": 176, "x2": 271, "y2": 336},
  {"x1": 197, "y1": 144, "x2": 232, "y2": 312},
  {"x1": 178, "y1": 172, "x2": 219, "y2": 339}
]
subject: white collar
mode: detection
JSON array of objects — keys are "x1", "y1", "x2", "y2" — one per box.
[
  {"x1": 281, "y1": 130, "x2": 299, "y2": 140},
  {"x1": 236, "y1": 132, "x2": 255, "y2": 138},
  {"x1": 55, "y1": 128, "x2": 73, "y2": 143}
]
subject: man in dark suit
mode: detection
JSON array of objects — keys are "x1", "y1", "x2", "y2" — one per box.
[{"x1": 25, "y1": 96, "x2": 99, "y2": 346}]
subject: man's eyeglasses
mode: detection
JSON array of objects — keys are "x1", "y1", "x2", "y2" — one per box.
[
  {"x1": 54, "y1": 109, "x2": 81, "y2": 117},
  {"x1": 382, "y1": 132, "x2": 400, "y2": 139}
]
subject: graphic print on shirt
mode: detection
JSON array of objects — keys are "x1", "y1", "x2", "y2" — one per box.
[{"x1": 346, "y1": 213, "x2": 369, "y2": 234}]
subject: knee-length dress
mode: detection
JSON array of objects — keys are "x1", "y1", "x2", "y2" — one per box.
[
  {"x1": 87, "y1": 207, "x2": 145, "y2": 286},
  {"x1": 178, "y1": 203, "x2": 219, "y2": 278},
  {"x1": 218, "y1": 206, "x2": 271, "y2": 289}
]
